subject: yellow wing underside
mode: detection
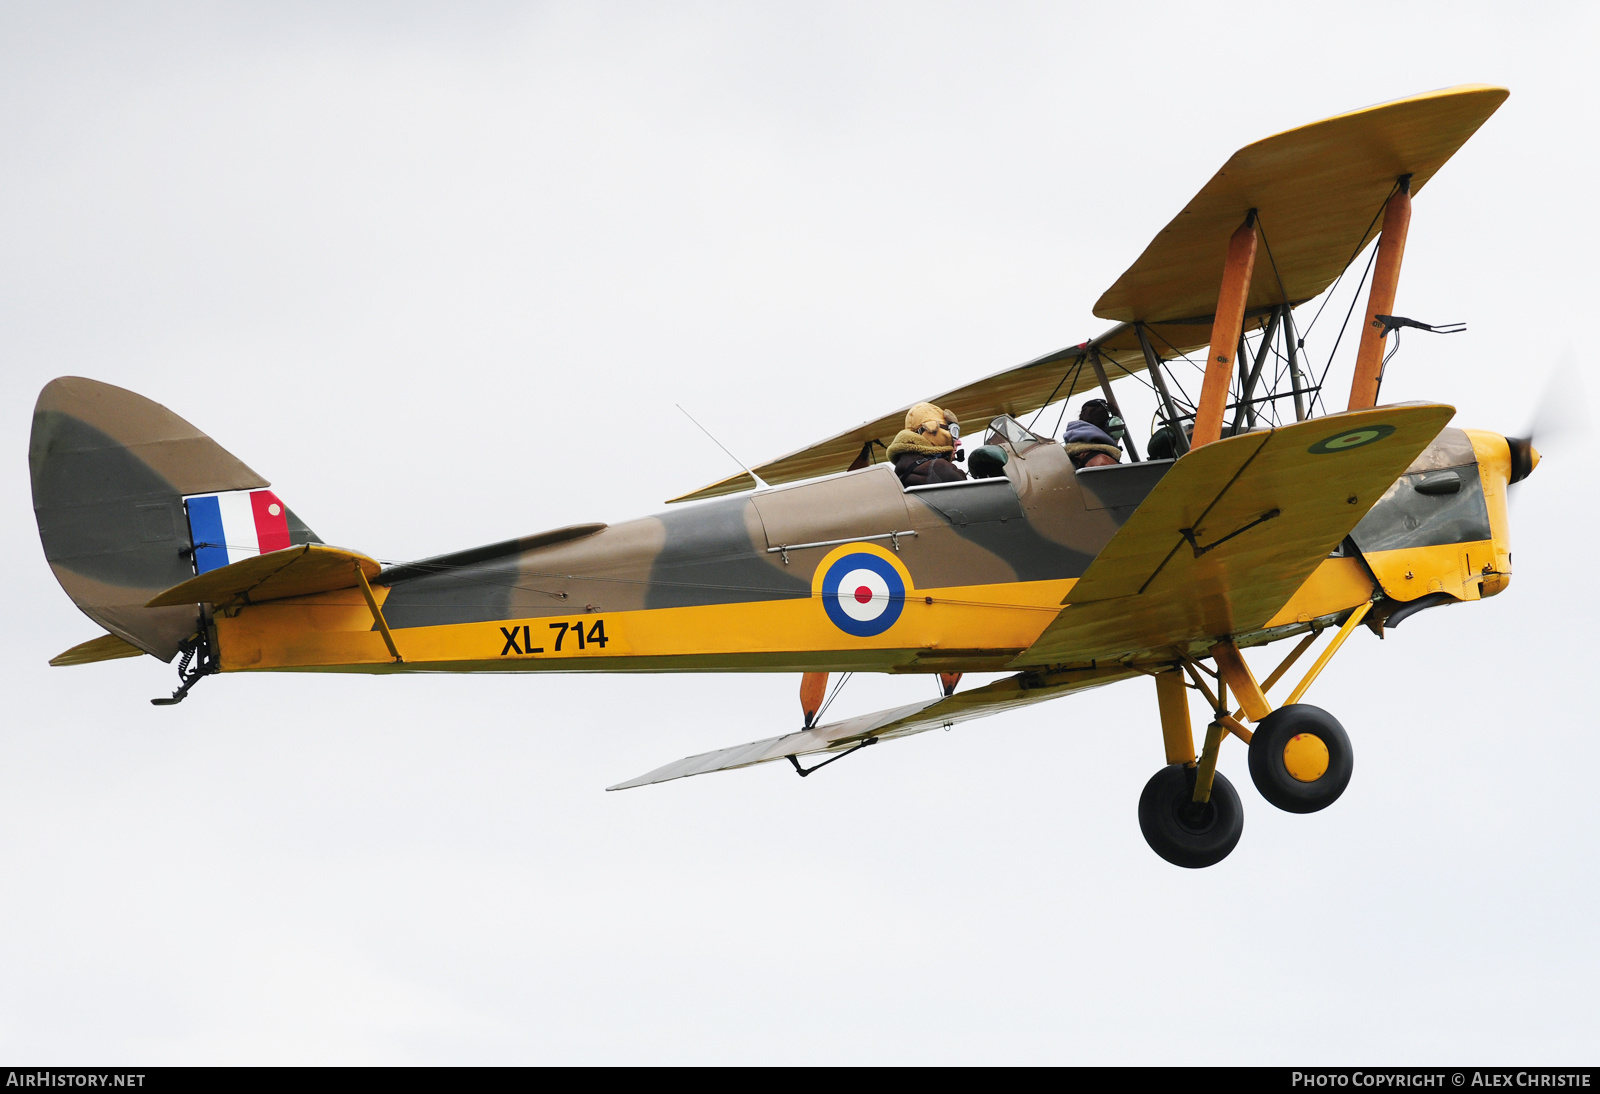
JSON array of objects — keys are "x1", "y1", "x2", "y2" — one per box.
[{"x1": 1094, "y1": 85, "x2": 1507, "y2": 324}]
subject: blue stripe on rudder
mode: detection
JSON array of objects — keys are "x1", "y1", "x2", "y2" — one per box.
[{"x1": 185, "y1": 496, "x2": 229, "y2": 574}]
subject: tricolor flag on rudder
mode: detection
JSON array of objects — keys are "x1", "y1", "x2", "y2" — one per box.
[{"x1": 184, "y1": 489, "x2": 292, "y2": 574}]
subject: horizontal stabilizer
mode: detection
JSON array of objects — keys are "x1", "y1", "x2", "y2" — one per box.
[
  {"x1": 146, "y1": 544, "x2": 381, "y2": 608},
  {"x1": 607, "y1": 663, "x2": 1137, "y2": 790},
  {"x1": 377, "y1": 523, "x2": 607, "y2": 584},
  {"x1": 49, "y1": 632, "x2": 147, "y2": 667}
]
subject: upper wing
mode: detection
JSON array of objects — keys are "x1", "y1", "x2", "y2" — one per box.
[
  {"x1": 1095, "y1": 85, "x2": 1507, "y2": 324},
  {"x1": 1013, "y1": 403, "x2": 1456, "y2": 667},
  {"x1": 667, "y1": 318, "x2": 1217, "y2": 503},
  {"x1": 669, "y1": 86, "x2": 1504, "y2": 506},
  {"x1": 608, "y1": 663, "x2": 1138, "y2": 790},
  {"x1": 146, "y1": 544, "x2": 381, "y2": 609}
]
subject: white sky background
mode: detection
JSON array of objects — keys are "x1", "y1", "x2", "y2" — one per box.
[{"x1": 1, "y1": 0, "x2": 1597, "y2": 1064}]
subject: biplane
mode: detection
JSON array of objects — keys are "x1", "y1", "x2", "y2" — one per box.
[{"x1": 31, "y1": 85, "x2": 1535, "y2": 867}]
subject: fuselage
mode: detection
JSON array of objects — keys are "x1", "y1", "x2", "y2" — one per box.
[{"x1": 210, "y1": 417, "x2": 1514, "y2": 677}]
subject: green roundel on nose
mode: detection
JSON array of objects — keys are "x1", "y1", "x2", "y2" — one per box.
[{"x1": 1309, "y1": 424, "x2": 1396, "y2": 454}]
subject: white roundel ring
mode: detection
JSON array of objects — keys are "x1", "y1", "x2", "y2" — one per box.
[
  {"x1": 821, "y1": 552, "x2": 906, "y2": 637},
  {"x1": 834, "y1": 568, "x2": 891, "y2": 622}
]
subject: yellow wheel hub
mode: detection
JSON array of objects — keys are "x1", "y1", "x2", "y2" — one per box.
[{"x1": 1283, "y1": 733, "x2": 1330, "y2": 782}]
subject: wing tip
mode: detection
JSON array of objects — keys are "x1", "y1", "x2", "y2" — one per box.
[{"x1": 49, "y1": 632, "x2": 147, "y2": 667}]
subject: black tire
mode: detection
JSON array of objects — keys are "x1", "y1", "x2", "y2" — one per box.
[
  {"x1": 1247, "y1": 704, "x2": 1353, "y2": 814},
  {"x1": 1137, "y1": 764, "x2": 1244, "y2": 868}
]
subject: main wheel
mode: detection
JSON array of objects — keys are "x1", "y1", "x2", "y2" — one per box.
[
  {"x1": 1137, "y1": 764, "x2": 1244, "y2": 868},
  {"x1": 1247, "y1": 704, "x2": 1353, "y2": 814}
]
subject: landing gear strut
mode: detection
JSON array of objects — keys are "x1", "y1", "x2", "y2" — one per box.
[{"x1": 1136, "y1": 605, "x2": 1372, "y2": 866}]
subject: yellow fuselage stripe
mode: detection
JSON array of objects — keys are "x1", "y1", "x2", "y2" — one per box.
[{"x1": 215, "y1": 577, "x2": 1077, "y2": 674}]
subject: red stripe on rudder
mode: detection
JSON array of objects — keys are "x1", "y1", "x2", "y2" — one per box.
[{"x1": 250, "y1": 490, "x2": 291, "y2": 553}]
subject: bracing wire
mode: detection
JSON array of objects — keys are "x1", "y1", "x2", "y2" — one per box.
[
  {"x1": 814, "y1": 672, "x2": 853, "y2": 724},
  {"x1": 1050, "y1": 360, "x2": 1085, "y2": 438},
  {"x1": 1309, "y1": 240, "x2": 1380, "y2": 418},
  {"x1": 1301, "y1": 182, "x2": 1396, "y2": 341},
  {"x1": 1026, "y1": 356, "x2": 1083, "y2": 434}
]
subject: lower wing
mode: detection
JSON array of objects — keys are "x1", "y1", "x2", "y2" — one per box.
[
  {"x1": 1014, "y1": 403, "x2": 1455, "y2": 667},
  {"x1": 608, "y1": 663, "x2": 1138, "y2": 790}
]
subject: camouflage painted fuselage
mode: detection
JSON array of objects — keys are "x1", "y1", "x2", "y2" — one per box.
[{"x1": 210, "y1": 424, "x2": 1506, "y2": 676}]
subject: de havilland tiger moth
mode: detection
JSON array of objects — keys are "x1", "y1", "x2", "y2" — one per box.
[{"x1": 31, "y1": 84, "x2": 1539, "y2": 867}]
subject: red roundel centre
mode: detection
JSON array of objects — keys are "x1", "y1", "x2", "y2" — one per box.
[{"x1": 854, "y1": 586, "x2": 874, "y2": 604}]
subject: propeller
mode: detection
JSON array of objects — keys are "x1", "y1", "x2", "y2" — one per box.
[{"x1": 1507, "y1": 348, "x2": 1589, "y2": 488}]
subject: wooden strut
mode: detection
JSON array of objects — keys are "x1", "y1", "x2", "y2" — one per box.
[
  {"x1": 800, "y1": 671, "x2": 828, "y2": 728},
  {"x1": 1192, "y1": 211, "x2": 1259, "y2": 449},
  {"x1": 1348, "y1": 176, "x2": 1413, "y2": 411},
  {"x1": 354, "y1": 564, "x2": 402, "y2": 663}
]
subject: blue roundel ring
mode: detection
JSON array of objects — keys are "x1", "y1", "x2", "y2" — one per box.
[{"x1": 821, "y1": 552, "x2": 907, "y2": 637}]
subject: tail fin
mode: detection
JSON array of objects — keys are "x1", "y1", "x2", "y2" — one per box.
[{"x1": 30, "y1": 377, "x2": 320, "y2": 662}]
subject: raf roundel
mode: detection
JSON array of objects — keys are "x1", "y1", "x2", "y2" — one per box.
[
  {"x1": 1308, "y1": 423, "x2": 1396, "y2": 454},
  {"x1": 821, "y1": 551, "x2": 907, "y2": 637}
]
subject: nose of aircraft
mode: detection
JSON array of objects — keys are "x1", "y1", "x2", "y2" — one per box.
[{"x1": 1506, "y1": 435, "x2": 1540, "y2": 484}]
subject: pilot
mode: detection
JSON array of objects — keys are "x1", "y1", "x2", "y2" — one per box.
[
  {"x1": 1062, "y1": 398, "x2": 1125, "y2": 469},
  {"x1": 889, "y1": 402, "x2": 968, "y2": 486},
  {"x1": 1147, "y1": 420, "x2": 1192, "y2": 460}
]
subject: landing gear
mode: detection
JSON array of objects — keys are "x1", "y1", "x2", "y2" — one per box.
[
  {"x1": 1137, "y1": 764, "x2": 1244, "y2": 868},
  {"x1": 1247, "y1": 704, "x2": 1353, "y2": 813},
  {"x1": 1138, "y1": 612, "x2": 1370, "y2": 865}
]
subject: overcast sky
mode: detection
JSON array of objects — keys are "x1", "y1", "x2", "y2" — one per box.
[{"x1": 2, "y1": 0, "x2": 1597, "y2": 1064}]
